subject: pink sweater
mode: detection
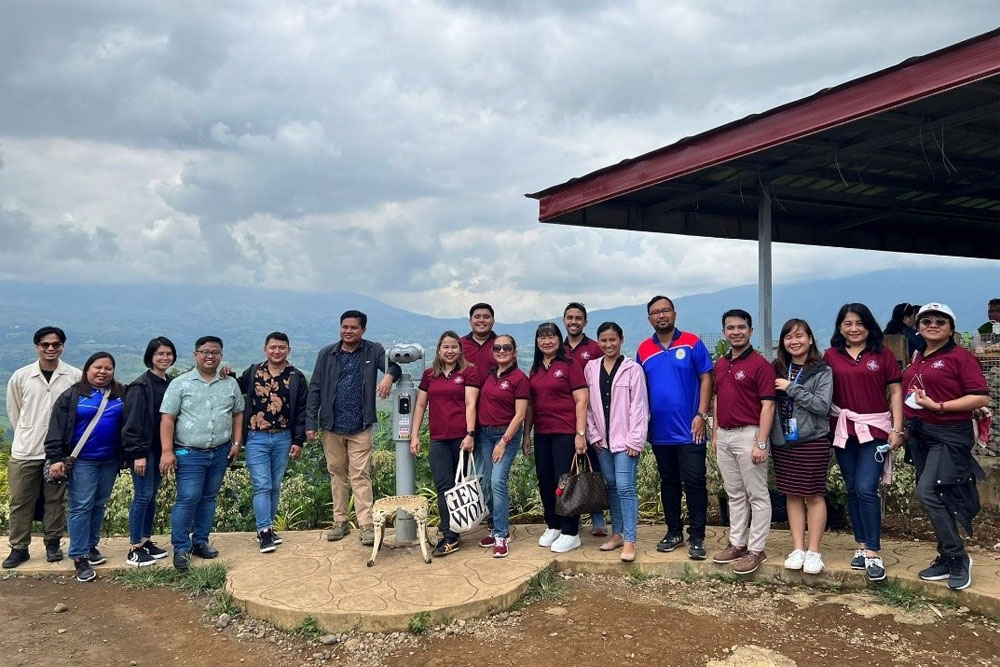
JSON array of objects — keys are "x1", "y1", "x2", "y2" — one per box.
[{"x1": 584, "y1": 357, "x2": 649, "y2": 453}]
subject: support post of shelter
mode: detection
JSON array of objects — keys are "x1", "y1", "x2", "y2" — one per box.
[{"x1": 758, "y1": 187, "x2": 773, "y2": 359}]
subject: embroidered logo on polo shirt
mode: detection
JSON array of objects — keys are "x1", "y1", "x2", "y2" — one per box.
[
  {"x1": 734, "y1": 370, "x2": 747, "y2": 381},
  {"x1": 866, "y1": 360, "x2": 880, "y2": 372},
  {"x1": 499, "y1": 380, "x2": 510, "y2": 390},
  {"x1": 553, "y1": 369, "x2": 565, "y2": 378},
  {"x1": 580, "y1": 351, "x2": 591, "y2": 360},
  {"x1": 931, "y1": 360, "x2": 946, "y2": 369},
  {"x1": 454, "y1": 376, "x2": 465, "y2": 384},
  {"x1": 675, "y1": 348, "x2": 686, "y2": 360}
]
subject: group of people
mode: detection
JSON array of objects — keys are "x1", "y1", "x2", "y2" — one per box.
[{"x1": 3, "y1": 297, "x2": 991, "y2": 592}]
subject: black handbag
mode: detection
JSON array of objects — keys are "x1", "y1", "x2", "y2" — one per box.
[{"x1": 555, "y1": 453, "x2": 609, "y2": 516}]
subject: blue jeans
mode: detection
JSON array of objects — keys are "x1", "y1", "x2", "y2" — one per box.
[
  {"x1": 246, "y1": 430, "x2": 293, "y2": 531},
  {"x1": 477, "y1": 426, "x2": 522, "y2": 538},
  {"x1": 170, "y1": 445, "x2": 230, "y2": 553},
  {"x1": 595, "y1": 447, "x2": 640, "y2": 543},
  {"x1": 67, "y1": 458, "x2": 119, "y2": 560},
  {"x1": 128, "y1": 453, "x2": 162, "y2": 544},
  {"x1": 473, "y1": 429, "x2": 496, "y2": 527},
  {"x1": 834, "y1": 436, "x2": 884, "y2": 552}
]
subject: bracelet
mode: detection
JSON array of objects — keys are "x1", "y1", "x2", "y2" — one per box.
[
  {"x1": 937, "y1": 402, "x2": 946, "y2": 414},
  {"x1": 890, "y1": 428, "x2": 906, "y2": 435}
]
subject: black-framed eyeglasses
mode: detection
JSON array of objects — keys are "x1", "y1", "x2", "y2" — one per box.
[
  {"x1": 492, "y1": 344, "x2": 514, "y2": 353},
  {"x1": 196, "y1": 349, "x2": 222, "y2": 357},
  {"x1": 918, "y1": 317, "x2": 949, "y2": 327}
]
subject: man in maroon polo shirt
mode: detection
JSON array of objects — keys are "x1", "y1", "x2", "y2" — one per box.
[
  {"x1": 710, "y1": 309, "x2": 776, "y2": 575},
  {"x1": 461, "y1": 303, "x2": 498, "y2": 374},
  {"x1": 562, "y1": 301, "x2": 608, "y2": 537}
]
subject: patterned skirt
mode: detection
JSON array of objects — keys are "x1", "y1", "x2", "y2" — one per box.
[{"x1": 772, "y1": 438, "x2": 831, "y2": 497}]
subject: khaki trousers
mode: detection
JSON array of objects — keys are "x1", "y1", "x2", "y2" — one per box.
[
  {"x1": 322, "y1": 428, "x2": 374, "y2": 526},
  {"x1": 7, "y1": 457, "x2": 67, "y2": 548},
  {"x1": 717, "y1": 426, "x2": 771, "y2": 552}
]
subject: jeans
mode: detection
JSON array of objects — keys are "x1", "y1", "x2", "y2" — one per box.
[
  {"x1": 246, "y1": 430, "x2": 293, "y2": 531},
  {"x1": 651, "y1": 443, "x2": 708, "y2": 539},
  {"x1": 128, "y1": 452, "x2": 162, "y2": 544},
  {"x1": 67, "y1": 458, "x2": 119, "y2": 560},
  {"x1": 478, "y1": 426, "x2": 522, "y2": 538},
  {"x1": 170, "y1": 445, "x2": 230, "y2": 553},
  {"x1": 429, "y1": 438, "x2": 463, "y2": 541},
  {"x1": 473, "y1": 428, "x2": 496, "y2": 525},
  {"x1": 595, "y1": 447, "x2": 640, "y2": 543},
  {"x1": 534, "y1": 433, "x2": 579, "y2": 536},
  {"x1": 833, "y1": 436, "x2": 883, "y2": 552}
]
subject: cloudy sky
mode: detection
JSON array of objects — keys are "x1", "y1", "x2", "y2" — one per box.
[{"x1": 1, "y1": 1, "x2": 995, "y2": 320}]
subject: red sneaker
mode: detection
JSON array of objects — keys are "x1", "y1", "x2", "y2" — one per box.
[
  {"x1": 492, "y1": 537, "x2": 509, "y2": 558},
  {"x1": 479, "y1": 535, "x2": 496, "y2": 548}
]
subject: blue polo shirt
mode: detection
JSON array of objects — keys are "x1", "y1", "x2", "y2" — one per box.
[{"x1": 637, "y1": 330, "x2": 713, "y2": 445}]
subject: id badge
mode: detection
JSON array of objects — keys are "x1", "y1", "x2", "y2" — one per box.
[{"x1": 785, "y1": 417, "x2": 799, "y2": 442}]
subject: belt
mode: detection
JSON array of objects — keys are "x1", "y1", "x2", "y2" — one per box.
[{"x1": 258, "y1": 428, "x2": 287, "y2": 434}]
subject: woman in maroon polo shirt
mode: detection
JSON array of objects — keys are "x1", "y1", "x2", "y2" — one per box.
[
  {"x1": 476, "y1": 334, "x2": 530, "y2": 558},
  {"x1": 904, "y1": 302, "x2": 989, "y2": 591},
  {"x1": 824, "y1": 303, "x2": 904, "y2": 583},
  {"x1": 525, "y1": 322, "x2": 589, "y2": 554},
  {"x1": 409, "y1": 331, "x2": 480, "y2": 557}
]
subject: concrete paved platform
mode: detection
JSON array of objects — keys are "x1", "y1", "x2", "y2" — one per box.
[{"x1": 7, "y1": 525, "x2": 1000, "y2": 631}]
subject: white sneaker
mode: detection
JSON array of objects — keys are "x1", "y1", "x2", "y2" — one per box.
[
  {"x1": 550, "y1": 534, "x2": 581, "y2": 553},
  {"x1": 538, "y1": 528, "x2": 562, "y2": 547},
  {"x1": 803, "y1": 551, "x2": 825, "y2": 575},
  {"x1": 783, "y1": 548, "x2": 806, "y2": 570}
]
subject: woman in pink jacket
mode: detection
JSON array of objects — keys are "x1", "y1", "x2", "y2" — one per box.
[{"x1": 584, "y1": 322, "x2": 649, "y2": 562}]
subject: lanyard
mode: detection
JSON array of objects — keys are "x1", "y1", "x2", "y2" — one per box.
[{"x1": 787, "y1": 364, "x2": 803, "y2": 384}]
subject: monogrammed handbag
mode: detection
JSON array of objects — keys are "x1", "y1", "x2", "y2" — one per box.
[
  {"x1": 555, "y1": 453, "x2": 609, "y2": 516},
  {"x1": 443, "y1": 450, "x2": 489, "y2": 532}
]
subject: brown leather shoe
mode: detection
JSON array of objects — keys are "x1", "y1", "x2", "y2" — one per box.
[
  {"x1": 712, "y1": 543, "x2": 747, "y2": 564},
  {"x1": 733, "y1": 550, "x2": 767, "y2": 575}
]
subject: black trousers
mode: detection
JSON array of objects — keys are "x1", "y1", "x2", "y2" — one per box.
[
  {"x1": 429, "y1": 438, "x2": 463, "y2": 542},
  {"x1": 534, "y1": 433, "x2": 580, "y2": 536},
  {"x1": 908, "y1": 421, "x2": 974, "y2": 559},
  {"x1": 652, "y1": 443, "x2": 708, "y2": 539}
]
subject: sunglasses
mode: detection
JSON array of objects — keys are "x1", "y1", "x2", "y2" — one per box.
[
  {"x1": 919, "y1": 317, "x2": 949, "y2": 327},
  {"x1": 492, "y1": 344, "x2": 514, "y2": 353},
  {"x1": 37, "y1": 342, "x2": 63, "y2": 349}
]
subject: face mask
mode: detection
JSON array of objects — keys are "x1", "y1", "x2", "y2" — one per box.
[{"x1": 874, "y1": 442, "x2": 892, "y2": 463}]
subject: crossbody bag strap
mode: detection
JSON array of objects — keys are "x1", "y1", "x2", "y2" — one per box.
[{"x1": 67, "y1": 389, "x2": 111, "y2": 461}]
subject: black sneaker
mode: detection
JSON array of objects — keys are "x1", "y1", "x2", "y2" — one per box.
[
  {"x1": 173, "y1": 551, "x2": 190, "y2": 572},
  {"x1": 45, "y1": 538, "x2": 64, "y2": 562},
  {"x1": 272, "y1": 531, "x2": 283, "y2": 545},
  {"x1": 688, "y1": 538, "x2": 707, "y2": 560},
  {"x1": 74, "y1": 557, "x2": 96, "y2": 583},
  {"x1": 850, "y1": 549, "x2": 866, "y2": 570},
  {"x1": 918, "y1": 555, "x2": 951, "y2": 581},
  {"x1": 948, "y1": 554, "x2": 972, "y2": 591},
  {"x1": 431, "y1": 538, "x2": 460, "y2": 558},
  {"x1": 258, "y1": 529, "x2": 276, "y2": 554},
  {"x1": 126, "y1": 546, "x2": 156, "y2": 568},
  {"x1": 87, "y1": 547, "x2": 106, "y2": 566},
  {"x1": 656, "y1": 533, "x2": 684, "y2": 553},
  {"x1": 2, "y1": 548, "x2": 29, "y2": 569},
  {"x1": 865, "y1": 556, "x2": 886, "y2": 582},
  {"x1": 141, "y1": 540, "x2": 168, "y2": 560},
  {"x1": 191, "y1": 543, "x2": 219, "y2": 559}
]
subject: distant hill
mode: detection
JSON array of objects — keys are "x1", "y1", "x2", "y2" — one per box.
[{"x1": 1, "y1": 265, "x2": 994, "y2": 433}]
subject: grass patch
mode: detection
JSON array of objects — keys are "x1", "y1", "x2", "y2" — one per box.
[
  {"x1": 707, "y1": 571, "x2": 741, "y2": 585},
  {"x1": 871, "y1": 579, "x2": 928, "y2": 610},
  {"x1": 292, "y1": 615, "x2": 323, "y2": 640},
  {"x1": 110, "y1": 562, "x2": 229, "y2": 593},
  {"x1": 407, "y1": 611, "x2": 431, "y2": 634},
  {"x1": 680, "y1": 563, "x2": 699, "y2": 584},
  {"x1": 511, "y1": 567, "x2": 565, "y2": 610},
  {"x1": 205, "y1": 590, "x2": 243, "y2": 617},
  {"x1": 628, "y1": 566, "x2": 657, "y2": 582}
]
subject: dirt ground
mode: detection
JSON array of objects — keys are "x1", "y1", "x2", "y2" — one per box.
[{"x1": 3, "y1": 571, "x2": 1000, "y2": 667}]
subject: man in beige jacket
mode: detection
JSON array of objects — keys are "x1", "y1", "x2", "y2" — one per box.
[{"x1": 4, "y1": 326, "x2": 82, "y2": 568}]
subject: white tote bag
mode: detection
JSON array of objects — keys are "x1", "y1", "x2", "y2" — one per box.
[{"x1": 443, "y1": 450, "x2": 489, "y2": 533}]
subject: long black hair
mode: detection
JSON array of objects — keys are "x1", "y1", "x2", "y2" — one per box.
[
  {"x1": 77, "y1": 351, "x2": 126, "y2": 399},
  {"x1": 531, "y1": 322, "x2": 571, "y2": 373},
  {"x1": 830, "y1": 303, "x2": 884, "y2": 353}
]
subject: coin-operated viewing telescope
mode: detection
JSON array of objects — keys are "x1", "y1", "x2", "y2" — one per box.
[{"x1": 387, "y1": 343, "x2": 425, "y2": 542}]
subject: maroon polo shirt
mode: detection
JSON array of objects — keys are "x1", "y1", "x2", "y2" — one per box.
[
  {"x1": 461, "y1": 331, "x2": 498, "y2": 375},
  {"x1": 478, "y1": 365, "x2": 530, "y2": 428},
  {"x1": 903, "y1": 341, "x2": 988, "y2": 425},
  {"x1": 418, "y1": 366, "x2": 480, "y2": 441},
  {"x1": 564, "y1": 335, "x2": 602, "y2": 368},
  {"x1": 529, "y1": 358, "x2": 587, "y2": 435},
  {"x1": 823, "y1": 346, "x2": 901, "y2": 439},
  {"x1": 714, "y1": 347, "x2": 777, "y2": 429}
]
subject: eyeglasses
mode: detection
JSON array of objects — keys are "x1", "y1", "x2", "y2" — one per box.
[
  {"x1": 649, "y1": 308, "x2": 674, "y2": 317},
  {"x1": 37, "y1": 342, "x2": 63, "y2": 349},
  {"x1": 492, "y1": 344, "x2": 514, "y2": 353},
  {"x1": 919, "y1": 317, "x2": 949, "y2": 327},
  {"x1": 196, "y1": 349, "x2": 222, "y2": 357}
]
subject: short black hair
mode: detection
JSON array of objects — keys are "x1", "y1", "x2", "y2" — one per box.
[
  {"x1": 722, "y1": 309, "x2": 752, "y2": 328},
  {"x1": 33, "y1": 326, "x2": 66, "y2": 345},
  {"x1": 596, "y1": 321, "x2": 624, "y2": 338},
  {"x1": 77, "y1": 351, "x2": 125, "y2": 400},
  {"x1": 830, "y1": 303, "x2": 884, "y2": 352},
  {"x1": 469, "y1": 302, "x2": 494, "y2": 318},
  {"x1": 563, "y1": 302, "x2": 587, "y2": 318},
  {"x1": 340, "y1": 310, "x2": 368, "y2": 328},
  {"x1": 194, "y1": 335, "x2": 224, "y2": 350},
  {"x1": 990, "y1": 298, "x2": 1000, "y2": 306},
  {"x1": 143, "y1": 336, "x2": 177, "y2": 369},
  {"x1": 646, "y1": 296, "x2": 675, "y2": 314},
  {"x1": 265, "y1": 331, "x2": 290, "y2": 345}
]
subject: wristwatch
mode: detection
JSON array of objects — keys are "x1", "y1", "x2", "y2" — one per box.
[
  {"x1": 501, "y1": 435, "x2": 511, "y2": 444},
  {"x1": 699, "y1": 412, "x2": 711, "y2": 421},
  {"x1": 232, "y1": 441, "x2": 241, "y2": 448},
  {"x1": 755, "y1": 441, "x2": 767, "y2": 450},
  {"x1": 576, "y1": 431, "x2": 586, "y2": 437},
  {"x1": 466, "y1": 430, "x2": 475, "y2": 437}
]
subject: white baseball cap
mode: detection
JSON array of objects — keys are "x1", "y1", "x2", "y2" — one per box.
[{"x1": 916, "y1": 302, "x2": 957, "y2": 327}]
